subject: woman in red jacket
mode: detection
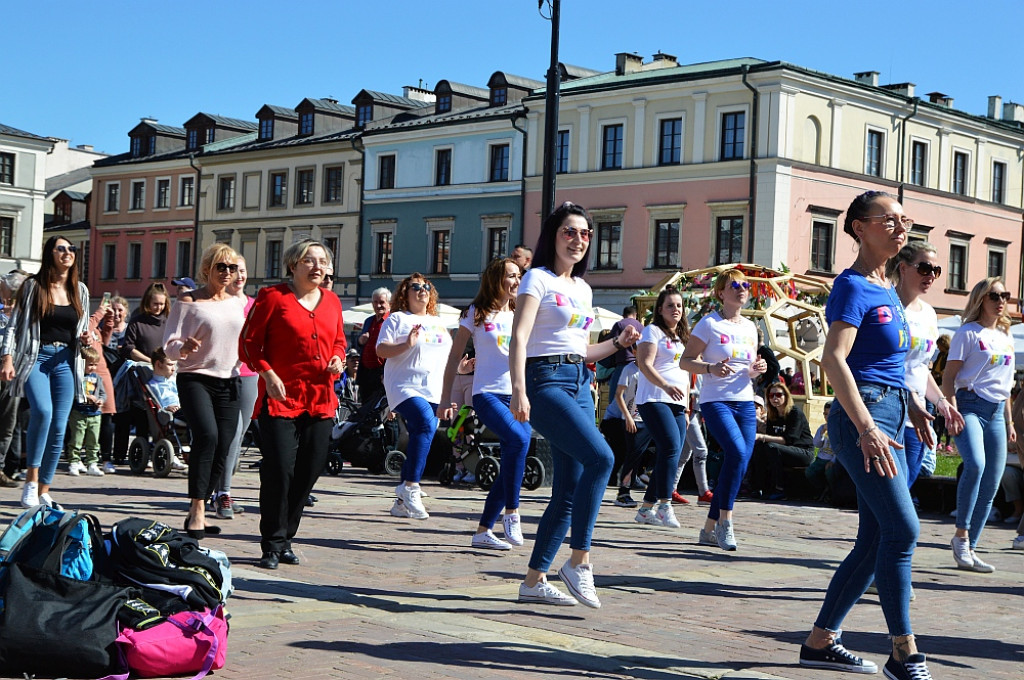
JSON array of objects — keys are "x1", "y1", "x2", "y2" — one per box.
[{"x1": 239, "y1": 239, "x2": 346, "y2": 570}]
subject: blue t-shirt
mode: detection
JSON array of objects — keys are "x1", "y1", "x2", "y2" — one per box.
[{"x1": 825, "y1": 270, "x2": 909, "y2": 389}]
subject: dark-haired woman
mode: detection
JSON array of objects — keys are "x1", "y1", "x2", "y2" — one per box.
[
  {"x1": 377, "y1": 273, "x2": 452, "y2": 520},
  {"x1": 749, "y1": 381, "x2": 814, "y2": 499},
  {"x1": 800, "y1": 190, "x2": 933, "y2": 680},
  {"x1": 633, "y1": 286, "x2": 689, "y2": 529},
  {"x1": 1, "y1": 235, "x2": 91, "y2": 508},
  {"x1": 510, "y1": 202, "x2": 640, "y2": 609},
  {"x1": 439, "y1": 257, "x2": 530, "y2": 550}
]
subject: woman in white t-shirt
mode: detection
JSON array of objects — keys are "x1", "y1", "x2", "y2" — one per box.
[
  {"x1": 376, "y1": 273, "x2": 453, "y2": 520},
  {"x1": 679, "y1": 269, "x2": 768, "y2": 551},
  {"x1": 633, "y1": 286, "x2": 690, "y2": 529},
  {"x1": 438, "y1": 257, "x2": 531, "y2": 550},
  {"x1": 886, "y1": 241, "x2": 964, "y2": 489},
  {"x1": 942, "y1": 277, "x2": 1017, "y2": 572},
  {"x1": 509, "y1": 202, "x2": 641, "y2": 609}
]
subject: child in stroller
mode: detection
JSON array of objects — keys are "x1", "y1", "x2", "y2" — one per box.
[{"x1": 325, "y1": 391, "x2": 403, "y2": 476}]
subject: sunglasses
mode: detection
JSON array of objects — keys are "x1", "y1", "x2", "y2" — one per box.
[
  {"x1": 911, "y1": 262, "x2": 941, "y2": 278},
  {"x1": 768, "y1": 392, "x2": 785, "y2": 398},
  {"x1": 560, "y1": 226, "x2": 593, "y2": 242},
  {"x1": 55, "y1": 244, "x2": 78, "y2": 254},
  {"x1": 214, "y1": 262, "x2": 239, "y2": 274},
  {"x1": 409, "y1": 282, "x2": 432, "y2": 293},
  {"x1": 986, "y1": 291, "x2": 1011, "y2": 303},
  {"x1": 730, "y1": 281, "x2": 751, "y2": 290}
]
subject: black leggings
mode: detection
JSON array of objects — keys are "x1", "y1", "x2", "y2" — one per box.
[{"x1": 177, "y1": 373, "x2": 240, "y2": 501}]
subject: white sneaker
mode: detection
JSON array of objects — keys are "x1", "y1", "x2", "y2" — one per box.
[
  {"x1": 67, "y1": 462, "x2": 83, "y2": 476},
  {"x1": 171, "y1": 455, "x2": 187, "y2": 470},
  {"x1": 698, "y1": 528, "x2": 718, "y2": 546},
  {"x1": 396, "y1": 484, "x2": 429, "y2": 519},
  {"x1": 634, "y1": 506, "x2": 663, "y2": 526},
  {"x1": 502, "y1": 513, "x2": 524, "y2": 546},
  {"x1": 518, "y1": 580, "x2": 576, "y2": 606},
  {"x1": 1012, "y1": 535, "x2": 1024, "y2": 550},
  {"x1": 20, "y1": 481, "x2": 40, "y2": 508},
  {"x1": 969, "y1": 550, "x2": 995, "y2": 573},
  {"x1": 472, "y1": 530, "x2": 511, "y2": 551},
  {"x1": 654, "y1": 502, "x2": 680, "y2": 528},
  {"x1": 389, "y1": 499, "x2": 411, "y2": 518},
  {"x1": 951, "y1": 536, "x2": 975, "y2": 569},
  {"x1": 558, "y1": 559, "x2": 601, "y2": 608},
  {"x1": 39, "y1": 493, "x2": 63, "y2": 510},
  {"x1": 102, "y1": 461, "x2": 117, "y2": 474},
  {"x1": 715, "y1": 519, "x2": 737, "y2": 551},
  {"x1": 86, "y1": 463, "x2": 104, "y2": 477}
]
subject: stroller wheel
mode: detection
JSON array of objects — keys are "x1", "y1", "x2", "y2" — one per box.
[
  {"x1": 522, "y1": 455, "x2": 545, "y2": 491},
  {"x1": 152, "y1": 440, "x2": 175, "y2": 478},
  {"x1": 383, "y1": 449, "x2": 406, "y2": 478},
  {"x1": 325, "y1": 454, "x2": 342, "y2": 476},
  {"x1": 438, "y1": 461, "x2": 455, "y2": 486},
  {"x1": 475, "y1": 455, "x2": 499, "y2": 491},
  {"x1": 128, "y1": 439, "x2": 151, "y2": 475}
]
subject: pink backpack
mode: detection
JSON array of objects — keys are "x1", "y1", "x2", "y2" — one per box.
[{"x1": 116, "y1": 605, "x2": 227, "y2": 679}]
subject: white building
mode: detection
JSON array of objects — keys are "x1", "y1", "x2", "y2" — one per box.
[{"x1": 1, "y1": 123, "x2": 55, "y2": 273}]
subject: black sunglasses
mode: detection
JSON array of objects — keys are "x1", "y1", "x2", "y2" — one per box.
[
  {"x1": 55, "y1": 244, "x2": 78, "y2": 254},
  {"x1": 986, "y1": 291, "x2": 1011, "y2": 303},
  {"x1": 912, "y1": 262, "x2": 941, "y2": 278},
  {"x1": 214, "y1": 262, "x2": 239, "y2": 274},
  {"x1": 409, "y1": 282, "x2": 432, "y2": 292}
]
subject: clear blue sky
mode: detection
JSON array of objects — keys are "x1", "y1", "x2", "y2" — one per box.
[{"x1": 3, "y1": 0, "x2": 1021, "y2": 156}]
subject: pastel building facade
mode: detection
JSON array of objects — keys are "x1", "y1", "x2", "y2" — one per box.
[{"x1": 1, "y1": 124, "x2": 56, "y2": 273}]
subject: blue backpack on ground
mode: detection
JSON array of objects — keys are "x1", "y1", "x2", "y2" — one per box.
[{"x1": 0, "y1": 504, "x2": 102, "y2": 613}]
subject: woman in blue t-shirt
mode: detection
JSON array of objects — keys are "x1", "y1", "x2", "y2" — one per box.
[{"x1": 799, "y1": 191, "x2": 934, "y2": 680}]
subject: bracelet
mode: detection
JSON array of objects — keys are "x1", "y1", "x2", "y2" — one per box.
[
  {"x1": 706, "y1": 362, "x2": 711, "y2": 373},
  {"x1": 611, "y1": 336, "x2": 623, "y2": 350},
  {"x1": 856, "y1": 424, "x2": 878, "y2": 446}
]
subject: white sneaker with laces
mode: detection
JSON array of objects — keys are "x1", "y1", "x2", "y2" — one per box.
[
  {"x1": 472, "y1": 530, "x2": 511, "y2": 551},
  {"x1": 86, "y1": 463, "x2": 104, "y2": 477},
  {"x1": 715, "y1": 519, "x2": 737, "y2": 550},
  {"x1": 397, "y1": 484, "x2": 429, "y2": 519},
  {"x1": 969, "y1": 550, "x2": 995, "y2": 573},
  {"x1": 517, "y1": 580, "x2": 576, "y2": 606},
  {"x1": 171, "y1": 455, "x2": 187, "y2": 470},
  {"x1": 102, "y1": 461, "x2": 117, "y2": 474},
  {"x1": 1012, "y1": 535, "x2": 1024, "y2": 550},
  {"x1": 951, "y1": 536, "x2": 975, "y2": 569},
  {"x1": 654, "y1": 502, "x2": 680, "y2": 528},
  {"x1": 68, "y1": 462, "x2": 83, "y2": 476},
  {"x1": 20, "y1": 481, "x2": 40, "y2": 508},
  {"x1": 39, "y1": 493, "x2": 63, "y2": 510},
  {"x1": 698, "y1": 528, "x2": 718, "y2": 546},
  {"x1": 389, "y1": 499, "x2": 411, "y2": 517},
  {"x1": 502, "y1": 513, "x2": 524, "y2": 546},
  {"x1": 558, "y1": 559, "x2": 601, "y2": 608},
  {"x1": 634, "y1": 506, "x2": 663, "y2": 526}
]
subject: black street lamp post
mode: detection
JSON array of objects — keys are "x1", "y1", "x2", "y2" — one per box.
[{"x1": 539, "y1": 0, "x2": 561, "y2": 223}]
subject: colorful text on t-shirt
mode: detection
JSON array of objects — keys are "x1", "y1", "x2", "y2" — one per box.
[
  {"x1": 418, "y1": 324, "x2": 449, "y2": 344},
  {"x1": 483, "y1": 319, "x2": 512, "y2": 351},
  {"x1": 554, "y1": 293, "x2": 594, "y2": 331},
  {"x1": 718, "y1": 331, "x2": 757, "y2": 361},
  {"x1": 980, "y1": 338, "x2": 1014, "y2": 366}
]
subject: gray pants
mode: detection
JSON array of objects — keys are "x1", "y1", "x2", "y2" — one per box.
[
  {"x1": 214, "y1": 374, "x2": 260, "y2": 497},
  {"x1": 673, "y1": 410, "x2": 710, "y2": 495},
  {"x1": 0, "y1": 388, "x2": 20, "y2": 471}
]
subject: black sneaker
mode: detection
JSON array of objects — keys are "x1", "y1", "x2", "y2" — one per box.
[
  {"x1": 614, "y1": 493, "x2": 638, "y2": 508},
  {"x1": 883, "y1": 653, "x2": 931, "y2": 680},
  {"x1": 800, "y1": 642, "x2": 878, "y2": 674}
]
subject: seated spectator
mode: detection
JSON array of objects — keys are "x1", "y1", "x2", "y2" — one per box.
[
  {"x1": 805, "y1": 400, "x2": 835, "y2": 495},
  {"x1": 749, "y1": 382, "x2": 814, "y2": 500},
  {"x1": 790, "y1": 369, "x2": 806, "y2": 395}
]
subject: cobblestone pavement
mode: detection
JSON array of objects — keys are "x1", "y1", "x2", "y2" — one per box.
[{"x1": 3, "y1": 453, "x2": 1020, "y2": 680}]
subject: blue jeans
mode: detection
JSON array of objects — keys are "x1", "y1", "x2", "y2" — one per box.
[
  {"x1": 954, "y1": 390, "x2": 1007, "y2": 548},
  {"x1": 700, "y1": 401, "x2": 756, "y2": 519},
  {"x1": 24, "y1": 345, "x2": 76, "y2": 485},
  {"x1": 815, "y1": 383, "x2": 916, "y2": 637},
  {"x1": 903, "y1": 426, "x2": 926, "y2": 489},
  {"x1": 393, "y1": 396, "x2": 438, "y2": 484},
  {"x1": 475, "y1": 392, "x2": 532, "y2": 528},
  {"x1": 526, "y1": 361, "x2": 612, "y2": 572},
  {"x1": 637, "y1": 401, "x2": 687, "y2": 502}
]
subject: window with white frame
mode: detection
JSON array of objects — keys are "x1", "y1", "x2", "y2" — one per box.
[
  {"x1": 175, "y1": 241, "x2": 191, "y2": 278},
  {"x1": 715, "y1": 216, "x2": 744, "y2": 265},
  {"x1": 324, "y1": 166, "x2": 344, "y2": 203},
  {"x1": 810, "y1": 220, "x2": 834, "y2": 273},
  {"x1": 129, "y1": 180, "x2": 145, "y2": 211},
  {"x1": 481, "y1": 214, "x2": 511, "y2": 264},
  {"x1": 296, "y1": 169, "x2": 314, "y2": 205},
  {"x1": 719, "y1": 110, "x2": 745, "y2": 161},
  {"x1": 373, "y1": 225, "x2": 394, "y2": 275},
  {"x1": 602, "y1": 123, "x2": 624, "y2": 170},
  {"x1": 910, "y1": 140, "x2": 927, "y2": 186},
  {"x1": 378, "y1": 155, "x2": 396, "y2": 189},
  {"x1": 489, "y1": 144, "x2": 510, "y2": 182},
  {"x1": 269, "y1": 171, "x2": 287, "y2": 207},
  {"x1": 487, "y1": 227, "x2": 507, "y2": 262},
  {"x1": 102, "y1": 243, "x2": 117, "y2": 280},
  {"x1": 432, "y1": 230, "x2": 451, "y2": 274},
  {"x1": 218, "y1": 176, "x2": 236, "y2": 210},
  {"x1": 658, "y1": 117, "x2": 682, "y2": 165},
  {"x1": 865, "y1": 128, "x2": 884, "y2": 177},
  {"x1": 105, "y1": 182, "x2": 120, "y2": 212},
  {"x1": 986, "y1": 239, "x2": 1008, "y2": 280},
  {"x1": 155, "y1": 178, "x2": 171, "y2": 209},
  {"x1": 992, "y1": 161, "x2": 1006, "y2": 204},
  {"x1": 435, "y1": 148, "x2": 452, "y2": 186},
  {"x1": 653, "y1": 219, "x2": 679, "y2": 268},
  {"x1": 555, "y1": 129, "x2": 570, "y2": 174},
  {"x1": 0, "y1": 153, "x2": 13, "y2": 185},
  {"x1": 952, "y1": 151, "x2": 969, "y2": 195},
  {"x1": 594, "y1": 221, "x2": 622, "y2": 270},
  {"x1": 0, "y1": 216, "x2": 13, "y2": 257},
  {"x1": 152, "y1": 241, "x2": 167, "y2": 278},
  {"x1": 179, "y1": 176, "x2": 194, "y2": 207},
  {"x1": 266, "y1": 240, "x2": 283, "y2": 278},
  {"x1": 948, "y1": 240, "x2": 968, "y2": 291}
]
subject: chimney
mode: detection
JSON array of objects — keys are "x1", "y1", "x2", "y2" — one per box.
[
  {"x1": 854, "y1": 71, "x2": 879, "y2": 87},
  {"x1": 402, "y1": 85, "x2": 436, "y2": 103},
  {"x1": 1003, "y1": 102, "x2": 1024, "y2": 123},
  {"x1": 323, "y1": 97, "x2": 338, "y2": 105},
  {"x1": 140, "y1": 117, "x2": 158, "y2": 124},
  {"x1": 615, "y1": 52, "x2": 643, "y2": 76},
  {"x1": 650, "y1": 51, "x2": 678, "y2": 68},
  {"x1": 76, "y1": 144, "x2": 94, "y2": 152},
  {"x1": 881, "y1": 82, "x2": 915, "y2": 97},
  {"x1": 988, "y1": 95, "x2": 1003, "y2": 119},
  {"x1": 927, "y1": 91, "x2": 954, "y2": 107}
]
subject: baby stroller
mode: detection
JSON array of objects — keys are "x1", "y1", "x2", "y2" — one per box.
[
  {"x1": 325, "y1": 392, "x2": 404, "y2": 476},
  {"x1": 115, "y1": 363, "x2": 189, "y2": 478},
  {"x1": 438, "y1": 404, "x2": 546, "y2": 492}
]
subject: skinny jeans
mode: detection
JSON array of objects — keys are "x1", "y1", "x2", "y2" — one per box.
[
  {"x1": 636, "y1": 401, "x2": 687, "y2": 502},
  {"x1": 177, "y1": 373, "x2": 240, "y2": 501},
  {"x1": 24, "y1": 345, "x2": 75, "y2": 485},
  {"x1": 954, "y1": 389, "x2": 1008, "y2": 549},
  {"x1": 475, "y1": 392, "x2": 532, "y2": 529},
  {"x1": 392, "y1": 396, "x2": 438, "y2": 484},
  {"x1": 700, "y1": 400, "x2": 756, "y2": 520}
]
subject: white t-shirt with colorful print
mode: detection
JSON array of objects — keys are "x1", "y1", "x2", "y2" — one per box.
[
  {"x1": 518, "y1": 266, "x2": 593, "y2": 358},
  {"x1": 691, "y1": 311, "x2": 758, "y2": 404},
  {"x1": 903, "y1": 301, "x2": 939, "y2": 398},
  {"x1": 949, "y1": 321, "x2": 1015, "y2": 403},
  {"x1": 635, "y1": 324, "x2": 689, "y2": 405},
  {"x1": 378, "y1": 311, "x2": 453, "y2": 407},
  {"x1": 460, "y1": 305, "x2": 513, "y2": 396}
]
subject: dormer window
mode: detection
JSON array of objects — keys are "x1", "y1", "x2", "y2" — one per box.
[
  {"x1": 259, "y1": 118, "x2": 274, "y2": 140},
  {"x1": 299, "y1": 112, "x2": 314, "y2": 136},
  {"x1": 205, "y1": 128, "x2": 215, "y2": 144},
  {"x1": 356, "y1": 104, "x2": 372, "y2": 127},
  {"x1": 436, "y1": 94, "x2": 451, "y2": 114},
  {"x1": 147, "y1": 136, "x2": 156, "y2": 154},
  {"x1": 187, "y1": 129, "x2": 199, "y2": 150},
  {"x1": 131, "y1": 137, "x2": 142, "y2": 157},
  {"x1": 490, "y1": 87, "x2": 507, "y2": 106}
]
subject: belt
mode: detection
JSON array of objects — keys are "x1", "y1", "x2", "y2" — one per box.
[
  {"x1": 42, "y1": 341, "x2": 68, "y2": 348},
  {"x1": 526, "y1": 353, "x2": 584, "y2": 366}
]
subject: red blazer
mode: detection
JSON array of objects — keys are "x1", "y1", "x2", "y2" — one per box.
[{"x1": 239, "y1": 283, "x2": 347, "y2": 419}]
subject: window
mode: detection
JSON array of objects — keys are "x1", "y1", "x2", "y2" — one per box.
[
  {"x1": 324, "y1": 166, "x2": 344, "y2": 203},
  {"x1": 175, "y1": 241, "x2": 191, "y2": 278},
  {"x1": 487, "y1": 227, "x2": 508, "y2": 262},
  {"x1": 78, "y1": 241, "x2": 89, "y2": 282},
  {"x1": 127, "y1": 243, "x2": 142, "y2": 279},
  {"x1": 218, "y1": 176, "x2": 236, "y2": 210},
  {"x1": 152, "y1": 242, "x2": 167, "y2": 278},
  {"x1": 375, "y1": 232, "x2": 393, "y2": 274},
  {"x1": 131, "y1": 137, "x2": 142, "y2": 157},
  {"x1": 323, "y1": 237, "x2": 338, "y2": 265},
  {"x1": 653, "y1": 219, "x2": 680, "y2": 268},
  {"x1": 437, "y1": 94, "x2": 451, "y2": 114},
  {"x1": 988, "y1": 249, "x2": 1005, "y2": 279},
  {"x1": 865, "y1": 129, "x2": 883, "y2": 177},
  {"x1": 0, "y1": 217, "x2": 12, "y2": 257},
  {"x1": 179, "y1": 176, "x2": 194, "y2": 206},
  {"x1": 435, "y1": 148, "x2": 452, "y2": 186},
  {"x1": 296, "y1": 169, "x2": 314, "y2": 205},
  {"x1": 810, "y1": 220, "x2": 834, "y2": 272},
  {"x1": 269, "y1": 172, "x2": 287, "y2": 207},
  {"x1": 432, "y1": 230, "x2": 450, "y2": 274},
  {"x1": 259, "y1": 118, "x2": 273, "y2": 140},
  {"x1": 659, "y1": 118, "x2": 682, "y2": 165},
  {"x1": 910, "y1": 141, "x2": 927, "y2": 186},
  {"x1": 299, "y1": 112, "x2": 314, "y2": 136},
  {"x1": 186, "y1": 129, "x2": 199, "y2": 150},
  {"x1": 105, "y1": 182, "x2": 120, "y2": 212},
  {"x1": 378, "y1": 155, "x2": 396, "y2": 189},
  {"x1": 156, "y1": 179, "x2": 170, "y2": 209},
  {"x1": 102, "y1": 244, "x2": 117, "y2": 280},
  {"x1": 952, "y1": 151, "x2": 969, "y2": 195},
  {"x1": 594, "y1": 222, "x2": 621, "y2": 270},
  {"x1": 356, "y1": 104, "x2": 372, "y2": 127},
  {"x1": 948, "y1": 243, "x2": 967, "y2": 290},
  {"x1": 130, "y1": 181, "x2": 145, "y2": 210},
  {"x1": 205, "y1": 128, "x2": 215, "y2": 144},
  {"x1": 491, "y1": 87, "x2": 507, "y2": 106},
  {"x1": 992, "y1": 161, "x2": 1006, "y2": 203},
  {"x1": 602, "y1": 124, "x2": 623, "y2": 170},
  {"x1": 0, "y1": 152, "x2": 14, "y2": 185},
  {"x1": 715, "y1": 216, "x2": 744, "y2": 265},
  {"x1": 555, "y1": 129, "x2": 570, "y2": 174},
  {"x1": 147, "y1": 136, "x2": 156, "y2": 155},
  {"x1": 720, "y1": 112, "x2": 745, "y2": 160},
  {"x1": 489, "y1": 144, "x2": 510, "y2": 182},
  {"x1": 266, "y1": 240, "x2": 282, "y2": 278}
]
